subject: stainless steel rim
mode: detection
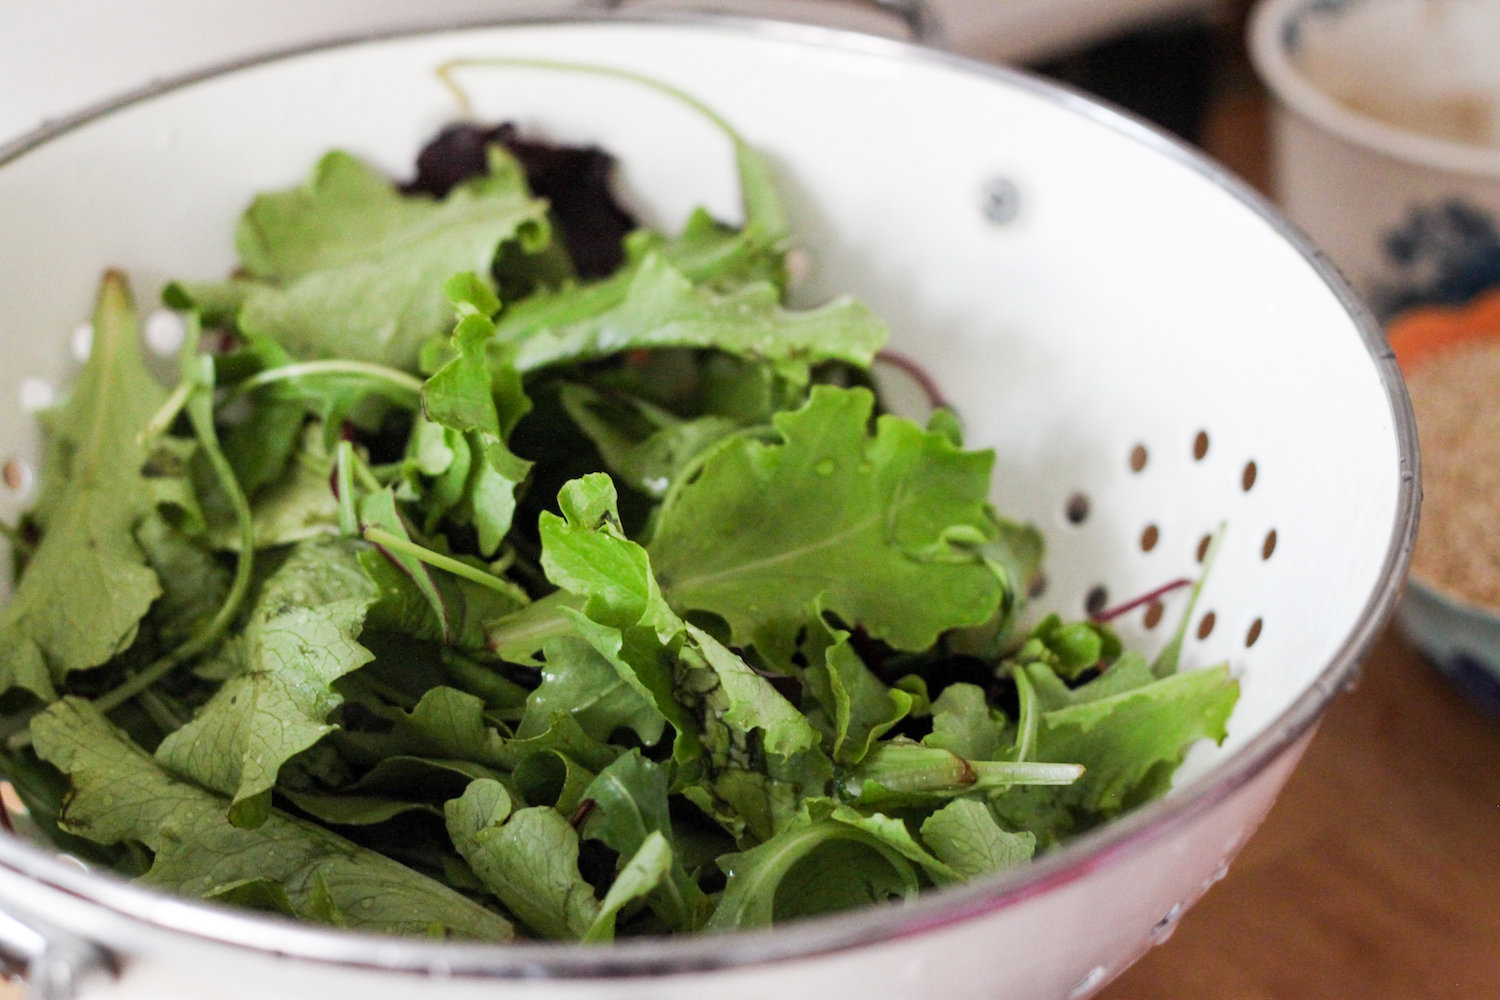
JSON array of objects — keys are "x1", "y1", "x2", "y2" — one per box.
[{"x1": 0, "y1": 9, "x2": 1421, "y2": 981}]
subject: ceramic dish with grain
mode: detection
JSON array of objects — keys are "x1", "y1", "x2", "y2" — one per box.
[{"x1": 1390, "y1": 299, "x2": 1500, "y2": 714}]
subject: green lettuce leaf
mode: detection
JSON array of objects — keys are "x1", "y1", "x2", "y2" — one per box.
[
  {"x1": 648, "y1": 385, "x2": 1006, "y2": 665},
  {"x1": 583, "y1": 831, "x2": 671, "y2": 942},
  {"x1": 707, "y1": 806, "x2": 920, "y2": 930},
  {"x1": 918, "y1": 798, "x2": 1035, "y2": 877},
  {"x1": 509, "y1": 254, "x2": 885, "y2": 384},
  {"x1": 154, "y1": 539, "x2": 377, "y2": 828},
  {"x1": 444, "y1": 779, "x2": 599, "y2": 940},
  {"x1": 415, "y1": 284, "x2": 533, "y2": 555},
  {"x1": 33, "y1": 698, "x2": 515, "y2": 940},
  {"x1": 1033, "y1": 664, "x2": 1239, "y2": 817},
  {"x1": 225, "y1": 149, "x2": 550, "y2": 369},
  {"x1": 580, "y1": 751, "x2": 711, "y2": 932},
  {"x1": 0, "y1": 274, "x2": 168, "y2": 700}
]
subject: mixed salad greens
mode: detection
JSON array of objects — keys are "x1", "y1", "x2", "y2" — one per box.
[{"x1": 0, "y1": 84, "x2": 1238, "y2": 942}]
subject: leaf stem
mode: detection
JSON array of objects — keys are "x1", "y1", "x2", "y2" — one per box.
[
  {"x1": 138, "y1": 687, "x2": 187, "y2": 734},
  {"x1": 484, "y1": 590, "x2": 582, "y2": 662},
  {"x1": 139, "y1": 378, "x2": 195, "y2": 441},
  {"x1": 1152, "y1": 523, "x2": 1225, "y2": 678},
  {"x1": 435, "y1": 58, "x2": 745, "y2": 146},
  {"x1": 362, "y1": 526, "x2": 527, "y2": 602},
  {"x1": 434, "y1": 59, "x2": 785, "y2": 245},
  {"x1": 95, "y1": 359, "x2": 257, "y2": 717},
  {"x1": 335, "y1": 441, "x2": 359, "y2": 537},
  {"x1": 232, "y1": 360, "x2": 423, "y2": 399},
  {"x1": 971, "y1": 760, "x2": 1083, "y2": 788},
  {"x1": 1012, "y1": 665, "x2": 1038, "y2": 764}
]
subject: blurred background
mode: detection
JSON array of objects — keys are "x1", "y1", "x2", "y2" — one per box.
[{"x1": 1, "y1": 3, "x2": 1494, "y2": 998}]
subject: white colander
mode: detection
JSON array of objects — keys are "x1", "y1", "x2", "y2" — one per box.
[{"x1": 0, "y1": 14, "x2": 1417, "y2": 1000}]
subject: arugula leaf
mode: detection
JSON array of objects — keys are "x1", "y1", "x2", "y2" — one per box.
[
  {"x1": 583, "y1": 831, "x2": 671, "y2": 942},
  {"x1": 0, "y1": 274, "x2": 168, "y2": 700},
  {"x1": 207, "y1": 422, "x2": 340, "y2": 551},
  {"x1": 538, "y1": 475, "x2": 820, "y2": 762},
  {"x1": 707, "y1": 808, "x2": 920, "y2": 930},
  {"x1": 924, "y1": 683, "x2": 1007, "y2": 761},
  {"x1": 445, "y1": 779, "x2": 599, "y2": 940},
  {"x1": 337, "y1": 686, "x2": 509, "y2": 769},
  {"x1": 648, "y1": 386, "x2": 1006, "y2": 665},
  {"x1": 918, "y1": 799, "x2": 1035, "y2": 877},
  {"x1": 520, "y1": 634, "x2": 666, "y2": 746},
  {"x1": 134, "y1": 513, "x2": 231, "y2": 650},
  {"x1": 1032, "y1": 664, "x2": 1239, "y2": 818},
  {"x1": 359, "y1": 541, "x2": 524, "y2": 654},
  {"x1": 581, "y1": 753, "x2": 712, "y2": 931},
  {"x1": 802, "y1": 616, "x2": 912, "y2": 766},
  {"x1": 509, "y1": 254, "x2": 885, "y2": 384},
  {"x1": 683, "y1": 623, "x2": 820, "y2": 759},
  {"x1": 154, "y1": 539, "x2": 377, "y2": 828},
  {"x1": 224, "y1": 150, "x2": 550, "y2": 369},
  {"x1": 416, "y1": 297, "x2": 533, "y2": 556},
  {"x1": 558, "y1": 384, "x2": 742, "y2": 500},
  {"x1": 33, "y1": 698, "x2": 515, "y2": 940}
]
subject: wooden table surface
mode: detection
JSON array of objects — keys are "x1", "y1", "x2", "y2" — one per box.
[
  {"x1": 1102, "y1": 625, "x2": 1500, "y2": 999},
  {"x1": 1102, "y1": 76, "x2": 1500, "y2": 1000}
]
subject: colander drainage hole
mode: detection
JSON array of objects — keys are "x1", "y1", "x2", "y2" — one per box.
[
  {"x1": 1246, "y1": 617, "x2": 1264, "y2": 647},
  {"x1": 1192, "y1": 430, "x2": 1210, "y2": 461},
  {"x1": 1196, "y1": 610, "x2": 1216, "y2": 640},
  {"x1": 145, "y1": 309, "x2": 188, "y2": 356},
  {"x1": 1143, "y1": 600, "x2": 1165, "y2": 629},
  {"x1": 1129, "y1": 443, "x2": 1149, "y2": 473},
  {"x1": 1140, "y1": 523, "x2": 1159, "y2": 552},
  {"x1": 1241, "y1": 460, "x2": 1258, "y2": 492},
  {"x1": 1065, "y1": 492, "x2": 1090, "y2": 525},
  {"x1": 1262, "y1": 529, "x2": 1277, "y2": 560},
  {"x1": 71, "y1": 322, "x2": 94, "y2": 362},
  {"x1": 1196, "y1": 533, "x2": 1213, "y2": 563},
  {"x1": 1084, "y1": 584, "x2": 1108, "y2": 616},
  {"x1": 3, "y1": 458, "x2": 32, "y2": 496},
  {"x1": 18, "y1": 376, "x2": 54, "y2": 413}
]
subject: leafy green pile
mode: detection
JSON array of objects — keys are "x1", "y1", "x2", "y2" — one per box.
[{"x1": 0, "y1": 100, "x2": 1237, "y2": 942}]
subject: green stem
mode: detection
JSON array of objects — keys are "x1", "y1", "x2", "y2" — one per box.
[
  {"x1": 484, "y1": 589, "x2": 583, "y2": 662},
  {"x1": 1152, "y1": 521, "x2": 1226, "y2": 678},
  {"x1": 436, "y1": 58, "x2": 744, "y2": 145},
  {"x1": 362, "y1": 526, "x2": 528, "y2": 602},
  {"x1": 93, "y1": 375, "x2": 257, "y2": 716},
  {"x1": 1012, "y1": 665, "x2": 1038, "y2": 765},
  {"x1": 232, "y1": 360, "x2": 423, "y2": 400},
  {"x1": 353, "y1": 458, "x2": 385, "y2": 494},
  {"x1": 8, "y1": 375, "x2": 259, "y2": 752},
  {"x1": 138, "y1": 687, "x2": 187, "y2": 734},
  {"x1": 138, "y1": 378, "x2": 195, "y2": 441},
  {"x1": 434, "y1": 59, "x2": 785, "y2": 246},
  {"x1": 971, "y1": 760, "x2": 1084, "y2": 789},
  {"x1": 335, "y1": 441, "x2": 359, "y2": 537}
]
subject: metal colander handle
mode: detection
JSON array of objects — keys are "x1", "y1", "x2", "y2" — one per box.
[{"x1": 0, "y1": 905, "x2": 109, "y2": 1000}]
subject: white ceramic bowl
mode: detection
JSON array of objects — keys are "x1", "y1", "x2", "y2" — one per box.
[
  {"x1": 0, "y1": 15, "x2": 1416, "y2": 1000},
  {"x1": 1249, "y1": 0, "x2": 1500, "y2": 319}
]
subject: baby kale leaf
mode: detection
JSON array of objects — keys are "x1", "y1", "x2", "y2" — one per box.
[
  {"x1": 0, "y1": 274, "x2": 168, "y2": 701},
  {"x1": 33, "y1": 697, "x2": 515, "y2": 940}
]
